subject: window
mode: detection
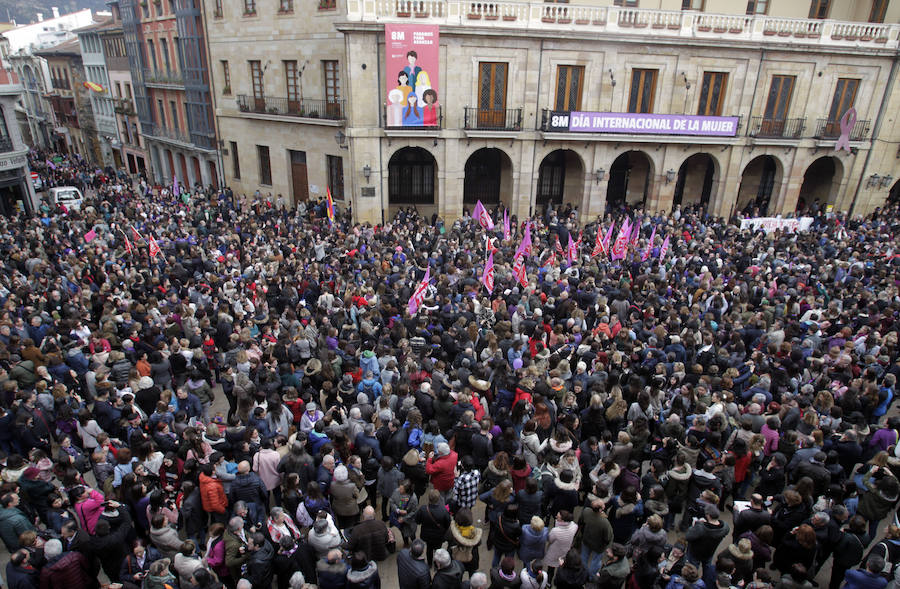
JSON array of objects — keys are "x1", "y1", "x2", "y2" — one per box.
[
  {"x1": 169, "y1": 100, "x2": 178, "y2": 130},
  {"x1": 681, "y1": 0, "x2": 704, "y2": 9},
  {"x1": 244, "y1": 0, "x2": 256, "y2": 14},
  {"x1": 478, "y1": 62, "x2": 508, "y2": 127},
  {"x1": 214, "y1": 0, "x2": 222, "y2": 17},
  {"x1": 809, "y1": 0, "x2": 829, "y2": 18},
  {"x1": 613, "y1": 0, "x2": 638, "y2": 5},
  {"x1": 746, "y1": 0, "x2": 768, "y2": 14},
  {"x1": 870, "y1": 0, "x2": 888, "y2": 22},
  {"x1": 628, "y1": 68, "x2": 657, "y2": 113},
  {"x1": 829, "y1": 78, "x2": 860, "y2": 122},
  {"x1": 221, "y1": 61, "x2": 231, "y2": 94},
  {"x1": 279, "y1": 0, "x2": 293, "y2": 11},
  {"x1": 764, "y1": 75, "x2": 795, "y2": 121},
  {"x1": 157, "y1": 98, "x2": 165, "y2": 125},
  {"x1": 327, "y1": 155, "x2": 344, "y2": 200},
  {"x1": 115, "y1": 82, "x2": 122, "y2": 98},
  {"x1": 125, "y1": 82, "x2": 132, "y2": 100},
  {"x1": 230, "y1": 141, "x2": 240, "y2": 179},
  {"x1": 323, "y1": 60, "x2": 340, "y2": 102},
  {"x1": 160, "y1": 38, "x2": 171, "y2": 72},
  {"x1": 257, "y1": 145, "x2": 271, "y2": 185},
  {"x1": 554, "y1": 65, "x2": 584, "y2": 111},
  {"x1": 250, "y1": 60, "x2": 264, "y2": 107},
  {"x1": 147, "y1": 39, "x2": 157, "y2": 70},
  {"x1": 697, "y1": 72, "x2": 728, "y2": 116},
  {"x1": 285, "y1": 61, "x2": 299, "y2": 104}
]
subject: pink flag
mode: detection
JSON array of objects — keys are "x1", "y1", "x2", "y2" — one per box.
[
  {"x1": 84, "y1": 229, "x2": 97, "y2": 243},
  {"x1": 659, "y1": 235, "x2": 670, "y2": 260},
  {"x1": 642, "y1": 226, "x2": 657, "y2": 262},
  {"x1": 172, "y1": 174, "x2": 181, "y2": 197},
  {"x1": 503, "y1": 209, "x2": 510, "y2": 241},
  {"x1": 513, "y1": 256, "x2": 527, "y2": 287},
  {"x1": 407, "y1": 267, "x2": 431, "y2": 316},
  {"x1": 522, "y1": 222, "x2": 532, "y2": 256},
  {"x1": 149, "y1": 235, "x2": 161, "y2": 259},
  {"x1": 472, "y1": 200, "x2": 495, "y2": 231},
  {"x1": 601, "y1": 223, "x2": 614, "y2": 254},
  {"x1": 630, "y1": 220, "x2": 641, "y2": 247},
  {"x1": 591, "y1": 224, "x2": 604, "y2": 257},
  {"x1": 611, "y1": 219, "x2": 631, "y2": 261},
  {"x1": 566, "y1": 234, "x2": 577, "y2": 264},
  {"x1": 482, "y1": 250, "x2": 495, "y2": 293},
  {"x1": 543, "y1": 250, "x2": 556, "y2": 267}
]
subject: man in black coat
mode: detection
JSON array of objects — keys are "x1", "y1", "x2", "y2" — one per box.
[
  {"x1": 397, "y1": 539, "x2": 431, "y2": 589},
  {"x1": 430, "y1": 548, "x2": 464, "y2": 589},
  {"x1": 89, "y1": 511, "x2": 132, "y2": 582},
  {"x1": 244, "y1": 533, "x2": 275, "y2": 589},
  {"x1": 732, "y1": 494, "x2": 772, "y2": 538}
]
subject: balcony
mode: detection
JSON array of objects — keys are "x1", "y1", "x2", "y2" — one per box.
[
  {"x1": 144, "y1": 123, "x2": 192, "y2": 144},
  {"x1": 236, "y1": 95, "x2": 346, "y2": 120},
  {"x1": 0, "y1": 136, "x2": 15, "y2": 153},
  {"x1": 143, "y1": 69, "x2": 185, "y2": 87},
  {"x1": 463, "y1": 107, "x2": 523, "y2": 131},
  {"x1": 748, "y1": 116, "x2": 805, "y2": 139},
  {"x1": 345, "y1": 1, "x2": 900, "y2": 50},
  {"x1": 815, "y1": 117, "x2": 870, "y2": 141}
]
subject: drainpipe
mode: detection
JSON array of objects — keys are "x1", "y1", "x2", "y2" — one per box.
[
  {"x1": 377, "y1": 31, "x2": 385, "y2": 225},
  {"x1": 848, "y1": 50, "x2": 899, "y2": 218}
]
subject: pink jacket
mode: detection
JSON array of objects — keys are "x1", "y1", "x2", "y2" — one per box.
[
  {"x1": 252, "y1": 448, "x2": 282, "y2": 491},
  {"x1": 75, "y1": 489, "x2": 105, "y2": 535},
  {"x1": 761, "y1": 424, "x2": 780, "y2": 456}
]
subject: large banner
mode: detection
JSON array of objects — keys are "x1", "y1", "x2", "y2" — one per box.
[
  {"x1": 385, "y1": 24, "x2": 439, "y2": 127},
  {"x1": 545, "y1": 111, "x2": 739, "y2": 136},
  {"x1": 740, "y1": 217, "x2": 814, "y2": 233}
]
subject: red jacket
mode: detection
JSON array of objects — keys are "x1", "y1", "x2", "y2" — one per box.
[
  {"x1": 425, "y1": 451, "x2": 458, "y2": 492},
  {"x1": 199, "y1": 472, "x2": 227, "y2": 514}
]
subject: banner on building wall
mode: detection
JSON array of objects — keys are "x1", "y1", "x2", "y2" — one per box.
[
  {"x1": 545, "y1": 111, "x2": 740, "y2": 136},
  {"x1": 385, "y1": 24, "x2": 439, "y2": 127},
  {"x1": 739, "y1": 216, "x2": 815, "y2": 233}
]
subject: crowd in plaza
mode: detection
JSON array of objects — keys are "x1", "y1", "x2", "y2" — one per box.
[{"x1": 1, "y1": 150, "x2": 900, "y2": 589}]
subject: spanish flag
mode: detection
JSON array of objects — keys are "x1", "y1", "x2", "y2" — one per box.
[{"x1": 326, "y1": 188, "x2": 335, "y2": 227}]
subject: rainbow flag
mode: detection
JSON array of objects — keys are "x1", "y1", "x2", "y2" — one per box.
[{"x1": 326, "y1": 188, "x2": 335, "y2": 226}]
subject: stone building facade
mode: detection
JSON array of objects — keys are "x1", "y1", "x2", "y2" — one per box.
[{"x1": 205, "y1": 0, "x2": 900, "y2": 223}]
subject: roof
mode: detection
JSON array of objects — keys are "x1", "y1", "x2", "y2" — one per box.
[
  {"x1": 73, "y1": 16, "x2": 115, "y2": 34},
  {"x1": 33, "y1": 38, "x2": 81, "y2": 57}
]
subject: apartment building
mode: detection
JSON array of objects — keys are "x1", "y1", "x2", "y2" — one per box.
[
  {"x1": 204, "y1": 0, "x2": 347, "y2": 203},
  {"x1": 120, "y1": 0, "x2": 218, "y2": 186},
  {"x1": 205, "y1": 0, "x2": 900, "y2": 222},
  {"x1": 77, "y1": 3, "x2": 149, "y2": 174},
  {"x1": 0, "y1": 68, "x2": 37, "y2": 215},
  {"x1": 35, "y1": 39, "x2": 102, "y2": 162}
]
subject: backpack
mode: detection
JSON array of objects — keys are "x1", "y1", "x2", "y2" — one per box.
[{"x1": 451, "y1": 543, "x2": 474, "y2": 563}]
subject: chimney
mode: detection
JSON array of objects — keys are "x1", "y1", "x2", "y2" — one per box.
[
  {"x1": 36, "y1": 13, "x2": 43, "y2": 21},
  {"x1": 52, "y1": 7, "x2": 59, "y2": 18}
]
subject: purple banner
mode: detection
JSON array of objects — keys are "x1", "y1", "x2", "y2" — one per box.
[{"x1": 548, "y1": 111, "x2": 739, "y2": 136}]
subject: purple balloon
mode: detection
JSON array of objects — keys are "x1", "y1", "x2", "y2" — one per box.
[{"x1": 513, "y1": 358, "x2": 523, "y2": 370}]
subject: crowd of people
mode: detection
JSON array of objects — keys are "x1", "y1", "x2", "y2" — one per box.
[{"x1": 0, "y1": 150, "x2": 900, "y2": 589}]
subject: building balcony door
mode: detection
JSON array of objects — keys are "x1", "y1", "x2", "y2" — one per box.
[{"x1": 290, "y1": 150, "x2": 309, "y2": 201}]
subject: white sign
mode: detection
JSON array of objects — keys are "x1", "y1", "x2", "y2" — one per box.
[
  {"x1": 740, "y1": 216, "x2": 814, "y2": 233},
  {"x1": 0, "y1": 153, "x2": 27, "y2": 172}
]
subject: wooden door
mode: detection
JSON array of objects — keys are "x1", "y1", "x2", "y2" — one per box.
[
  {"x1": 290, "y1": 150, "x2": 309, "y2": 201},
  {"x1": 478, "y1": 62, "x2": 507, "y2": 128}
]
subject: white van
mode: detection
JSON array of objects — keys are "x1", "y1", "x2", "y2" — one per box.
[{"x1": 49, "y1": 186, "x2": 85, "y2": 211}]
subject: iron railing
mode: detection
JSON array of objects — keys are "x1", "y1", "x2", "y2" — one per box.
[
  {"x1": 463, "y1": 107, "x2": 523, "y2": 131},
  {"x1": 236, "y1": 95, "x2": 345, "y2": 120},
  {"x1": 144, "y1": 123, "x2": 192, "y2": 144},
  {"x1": 143, "y1": 69, "x2": 185, "y2": 86},
  {"x1": 747, "y1": 116, "x2": 805, "y2": 139},
  {"x1": 815, "y1": 117, "x2": 870, "y2": 140}
]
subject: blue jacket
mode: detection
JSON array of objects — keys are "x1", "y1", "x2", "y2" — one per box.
[
  {"x1": 843, "y1": 568, "x2": 888, "y2": 589},
  {"x1": 354, "y1": 433, "x2": 383, "y2": 461},
  {"x1": 357, "y1": 378, "x2": 383, "y2": 401},
  {"x1": 6, "y1": 562, "x2": 38, "y2": 589},
  {"x1": 518, "y1": 523, "x2": 548, "y2": 563},
  {"x1": 174, "y1": 392, "x2": 202, "y2": 418}
]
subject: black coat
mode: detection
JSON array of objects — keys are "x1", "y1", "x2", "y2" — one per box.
[
  {"x1": 415, "y1": 505, "x2": 451, "y2": 546},
  {"x1": 490, "y1": 514, "x2": 521, "y2": 554}
]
